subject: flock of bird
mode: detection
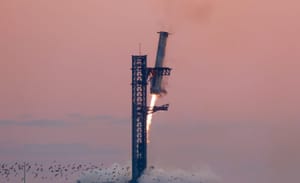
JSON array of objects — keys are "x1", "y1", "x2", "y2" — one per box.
[
  {"x1": 77, "y1": 163, "x2": 131, "y2": 183},
  {"x1": 0, "y1": 161, "x2": 109, "y2": 183},
  {"x1": 0, "y1": 162, "x2": 206, "y2": 183}
]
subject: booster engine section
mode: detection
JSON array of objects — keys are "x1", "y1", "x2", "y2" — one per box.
[{"x1": 150, "y1": 32, "x2": 169, "y2": 95}]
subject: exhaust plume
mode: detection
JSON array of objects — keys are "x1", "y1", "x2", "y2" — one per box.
[{"x1": 146, "y1": 94, "x2": 158, "y2": 143}]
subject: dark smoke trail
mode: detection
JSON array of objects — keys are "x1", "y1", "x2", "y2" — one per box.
[{"x1": 149, "y1": 0, "x2": 213, "y2": 31}]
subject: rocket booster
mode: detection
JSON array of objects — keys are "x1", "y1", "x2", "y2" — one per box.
[{"x1": 150, "y1": 32, "x2": 169, "y2": 95}]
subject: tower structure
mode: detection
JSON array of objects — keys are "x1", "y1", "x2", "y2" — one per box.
[
  {"x1": 131, "y1": 55, "x2": 148, "y2": 183},
  {"x1": 131, "y1": 32, "x2": 171, "y2": 183}
]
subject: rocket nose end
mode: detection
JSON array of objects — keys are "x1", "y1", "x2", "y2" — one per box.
[{"x1": 157, "y1": 31, "x2": 169, "y2": 36}]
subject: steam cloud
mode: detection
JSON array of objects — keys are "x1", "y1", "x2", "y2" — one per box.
[{"x1": 77, "y1": 163, "x2": 219, "y2": 183}]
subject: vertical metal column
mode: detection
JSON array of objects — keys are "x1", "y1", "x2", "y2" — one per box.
[
  {"x1": 151, "y1": 32, "x2": 169, "y2": 95},
  {"x1": 131, "y1": 55, "x2": 148, "y2": 183}
]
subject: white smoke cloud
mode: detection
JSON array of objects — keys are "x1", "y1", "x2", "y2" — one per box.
[
  {"x1": 76, "y1": 164, "x2": 220, "y2": 183},
  {"x1": 139, "y1": 166, "x2": 219, "y2": 183}
]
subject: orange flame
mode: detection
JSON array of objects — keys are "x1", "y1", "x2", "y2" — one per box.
[{"x1": 146, "y1": 94, "x2": 158, "y2": 143}]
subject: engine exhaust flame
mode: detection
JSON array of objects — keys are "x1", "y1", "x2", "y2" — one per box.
[{"x1": 147, "y1": 94, "x2": 158, "y2": 143}]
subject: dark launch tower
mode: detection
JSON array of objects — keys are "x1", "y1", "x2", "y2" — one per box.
[
  {"x1": 131, "y1": 55, "x2": 148, "y2": 183},
  {"x1": 131, "y1": 32, "x2": 171, "y2": 183}
]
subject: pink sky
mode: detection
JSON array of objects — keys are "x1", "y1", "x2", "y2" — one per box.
[{"x1": 0, "y1": 1, "x2": 300, "y2": 183}]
